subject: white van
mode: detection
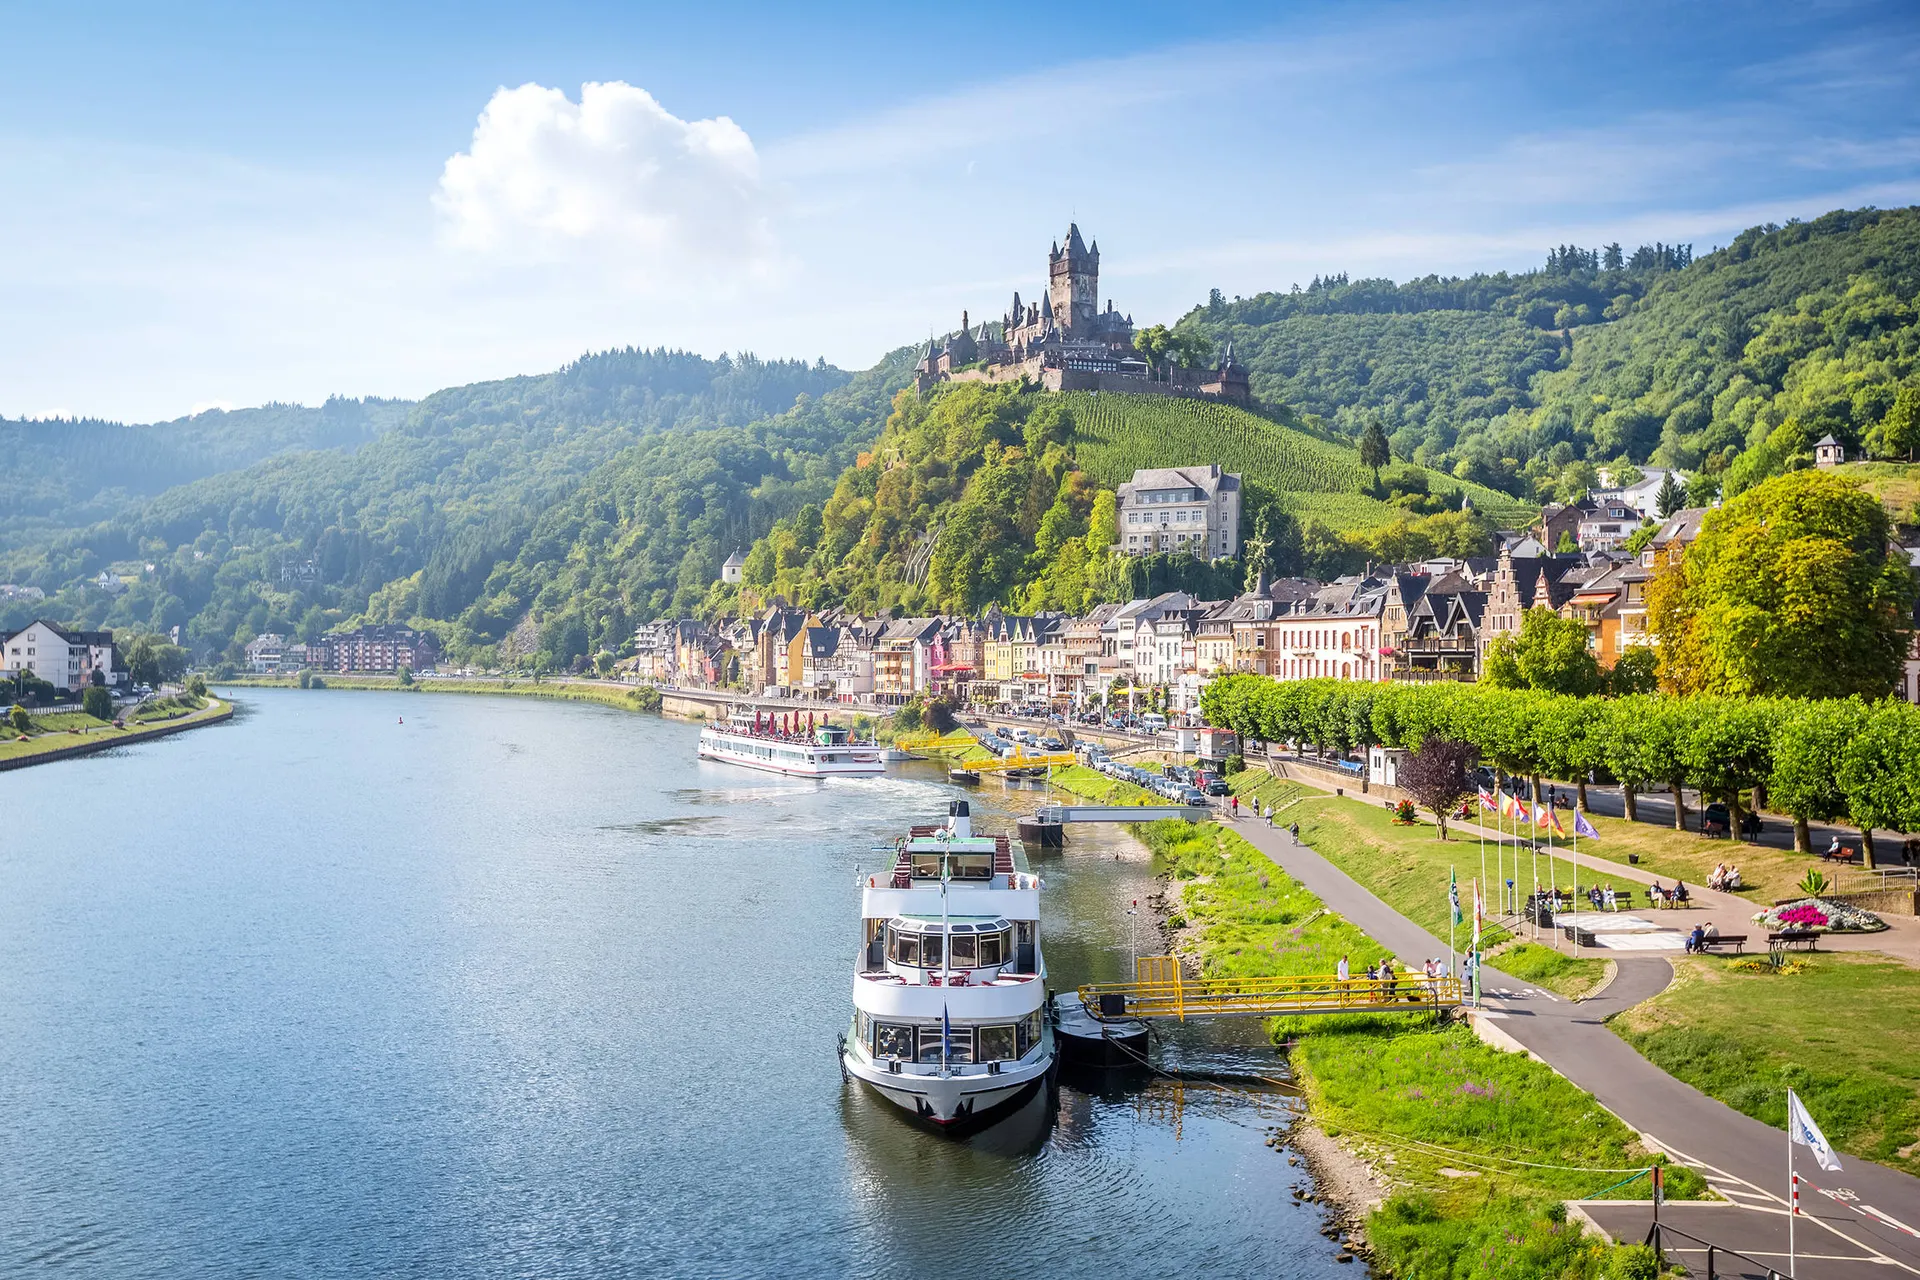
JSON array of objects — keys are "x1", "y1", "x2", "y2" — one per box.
[{"x1": 1141, "y1": 712, "x2": 1168, "y2": 733}]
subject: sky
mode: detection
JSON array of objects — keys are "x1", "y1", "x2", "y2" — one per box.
[{"x1": 3, "y1": 0, "x2": 1919, "y2": 423}]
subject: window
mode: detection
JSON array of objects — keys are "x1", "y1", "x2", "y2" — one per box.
[
  {"x1": 874, "y1": 1022, "x2": 914, "y2": 1059},
  {"x1": 891, "y1": 929, "x2": 920, "y2": 966},
  {"x1": 918, "y1": 1024, "x2": 971, "y2": 1063},
  {"x1": 979, "y1": 930, "x2": 1005, "y2": 967},
  {"x1": 949, "y1": 933, "x2": 978, "y2": 967},
  {"x1": 977, "y1": 1024, "x2": 1016, "y2": 1062}
]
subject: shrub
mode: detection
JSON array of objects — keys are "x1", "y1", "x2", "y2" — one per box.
[
  {"x1": 8, "y1": 705, "x2": 28, "y2": 732},
  {"x1": 185, "y1": 675, "x2": 208, "y2": 698},
  {"x1": 924, "y1": 697, "x2": 958, "y2": 734},
  {"x1": 1223, "y1": 753, "x2": 1245, "y2": 775},
  {"x1": 81, "y1": 687, "x2": 114, "y2": 720},
  {"x1": 1798, "y1": 869, "x2": 1829, "y2": 897}
]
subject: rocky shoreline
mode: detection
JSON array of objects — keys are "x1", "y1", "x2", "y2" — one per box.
[{"x1": 1134, "y1": 824, "x2": 1396, "y2": 1269}]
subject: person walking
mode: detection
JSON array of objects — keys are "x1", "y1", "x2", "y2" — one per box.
[
  {"x1": 1265, "y1": 804, "x2": 1275, "y2": 829},
  {"x1": 1229, "y1": 794, "x2": 1239, "y2": 821},
  {"x1": 1336, "y1": 954, "x2": 1350, "y2": 983},
  {"x1": 1289, "y1": 821, "x2": 1300, "y2": 844}
]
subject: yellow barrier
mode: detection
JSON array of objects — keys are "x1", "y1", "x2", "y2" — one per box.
[
  {"x1": 1080, "y1": 959, "x2": 1462, "y2": 1022},
  {"x1": 892, "y1": 732, "x2": 974, "y2": 750},
  {"x1": 970, "y1": 752, "x2": 1077, "y2": 773}
]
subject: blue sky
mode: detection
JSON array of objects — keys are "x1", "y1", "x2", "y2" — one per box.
[{"x1": 4, "y1": 0, "x2": 1918, "y2": 422}]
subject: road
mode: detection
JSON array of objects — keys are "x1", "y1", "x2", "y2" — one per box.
[{"x1": 1221, "y1": 810, "x2": 1920, "y2": 1279}]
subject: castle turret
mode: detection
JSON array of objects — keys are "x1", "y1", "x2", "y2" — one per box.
[{"x1": 1048, "y1": 222, "x2": 1099, "y2": 339}]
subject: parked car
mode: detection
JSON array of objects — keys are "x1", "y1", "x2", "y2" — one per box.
[{"x1": 1178, "y1": 786, "x2": 1208, "y2": 805}]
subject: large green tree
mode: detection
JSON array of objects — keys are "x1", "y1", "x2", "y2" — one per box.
[
  {"x1": 1484, "y1": 606, "x2": 1603, "y2": 696},
  {"x1": 1651, "y1": 469, "x2": 1917, "y2": 699}
]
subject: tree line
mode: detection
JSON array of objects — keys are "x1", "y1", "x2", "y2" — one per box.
[{"x1": 1199, "y1": 675, "x2": 1920, "y2": 867}]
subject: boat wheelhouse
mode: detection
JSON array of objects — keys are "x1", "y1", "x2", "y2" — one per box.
[
  {"x1": 698, "y1": 708, "x2": 884, "y2": 778},
  {"x1": 842, "y1": 801, "x2": 1054, "y2": 1130}
]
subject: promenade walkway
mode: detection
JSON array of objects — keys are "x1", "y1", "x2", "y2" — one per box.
[{"x1": 1219, "y1": 809, "x2": 1920, "y2": 1278}]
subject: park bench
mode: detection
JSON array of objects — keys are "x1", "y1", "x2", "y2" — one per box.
[
  {"x1": 1767, "y1": 930, "x2": 1820, "y2": 952},
  {"x1": 1698, "y1": 933, "x2": 1747, "y2": 953},
  {"x1": 1817, "y1": 845, "x2": 1862, "y2": 865}
]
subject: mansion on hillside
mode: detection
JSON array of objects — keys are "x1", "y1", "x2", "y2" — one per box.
[{"x1": 914, "y1": 223, "x2": 1251, "y2": 403}]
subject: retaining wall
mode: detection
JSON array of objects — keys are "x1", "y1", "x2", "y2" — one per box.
[{"x1": 0, "y1": 702, "x2": 233, "y2": 771}]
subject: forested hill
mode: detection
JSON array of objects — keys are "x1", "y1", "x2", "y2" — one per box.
[
  {"x1": 0, "y1": 397, "x2": 411, "y2": 537},
  {"x1": 1177, "y1": 206, "x2": 1920, "y2": 505},
  {"x1": 0, "y1": 348, "x2": 867, "y2": 661}
]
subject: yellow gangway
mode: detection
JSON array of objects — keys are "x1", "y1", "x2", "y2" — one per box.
[
  {"x1": 1080, "y1": 958, "x2": 1462, "y2": 1022},
  {"x1": 970, "y1": 751, "x2": 1077, "y2": 773}
]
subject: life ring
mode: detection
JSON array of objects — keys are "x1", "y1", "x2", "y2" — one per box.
[
  {"x1": 1007, "y1": 874, "x2": 1016, "y2": 888},
  {"x1": 868, "y1": 876, "x2": 875, "y2": 888}
]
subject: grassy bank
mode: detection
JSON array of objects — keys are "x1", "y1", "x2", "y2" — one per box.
[
  {"x1": 0, "y1": 694, "x2": 225, "y2": 765},
  {"x1": 216, "y1": 676, "x2": 664, "y2": 714},
  {"x1": 1613, "y1": 954, "x2": 1920, "y2": 1176},
  {"x1": 1046, "y1": 763, "x2": 1161, "y2": 805},
  {"x1": 1490, "y1": 943, "x2": 1608, "y2": 1000},
  {"x1": 1228, "y1": 771, "x2": 1518, "y2": 949},
  {"x1": 1135, "y1": 819, "x2": 1702, "y2": 1279}
]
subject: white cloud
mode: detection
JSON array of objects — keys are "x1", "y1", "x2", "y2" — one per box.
[{"x1": 434, "y1": 81, "x2": 774, "y2": 284}]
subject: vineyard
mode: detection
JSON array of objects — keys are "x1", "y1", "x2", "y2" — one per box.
[{"x1": 1063, "y1": 393, "x2": 1536, "y2": 531}]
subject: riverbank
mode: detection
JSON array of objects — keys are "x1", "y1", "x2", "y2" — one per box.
[
  {"x1": 1133, "y1": 818, "x2": 1698, "y2": 1280},
  {"x1": 0, "y1": 695, "x2": 230, "y2": 770},
  {"x1": 216, "y1": 675, "x2": 664, "y2": 715}
]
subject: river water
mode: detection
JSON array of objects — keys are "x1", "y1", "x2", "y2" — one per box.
[{"x1": 2, "y1": 689, "x2": 1347, "y2": 1278}]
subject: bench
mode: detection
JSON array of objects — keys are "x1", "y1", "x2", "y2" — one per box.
[
  {"x1": 1698, "y1": 934, "x2": 1748, "y2": 953},
  {"x1": 1817, "y1": 847, "x2": 1862, "y2": 865},
  {"x1": 1768, "y1": 930, "x2": 1820, "y2": 952}
]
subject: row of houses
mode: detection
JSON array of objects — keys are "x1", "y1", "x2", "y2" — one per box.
[
  {"x1": 643, "y1": 505, "x2": 1920, "y2": 710},
  {"x1": 243, "y1": 625, "x2": 441, "y2": 675}
]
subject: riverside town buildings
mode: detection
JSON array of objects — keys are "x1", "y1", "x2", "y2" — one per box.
[
  {"x1": 914, "y1": 224, "x2": 1251, "y2": 403},
  {"x1": 0, "y1": 620, "x2": 119, "y2": 692},
  {"x1": 304, "y1": 624, "x2": 440, "y2": 675}
]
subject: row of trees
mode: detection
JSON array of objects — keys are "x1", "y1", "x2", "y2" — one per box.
[{"x1": 1199, "y1": 675, "x2": 1920, "y2": 866}]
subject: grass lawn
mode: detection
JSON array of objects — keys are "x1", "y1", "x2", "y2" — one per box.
[
  {"x1": 1490, "y1": 942, "x2": 1608, "y2": 1000},
  {"x1": 0, "y1": 696, "x2": 226, "y2": 765},
  {"x1": 1133, "y1": 819, "x2": 1701, "y2": 1280},
  {"x1": 1230, "y1": 771, "x2": 1517, "y2": 949},
  {"x1": 1047, "y1": 763, "x2": 1159, "y2": 805},
  {"x1": 1613, "y1": 953, "x2": 1920, "y2": 1176}
]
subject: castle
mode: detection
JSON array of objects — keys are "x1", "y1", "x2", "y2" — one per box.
[{"x1": 914, "y1": 223, "x2": 1251, "y2": 403}]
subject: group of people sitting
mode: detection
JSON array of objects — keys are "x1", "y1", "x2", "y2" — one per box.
[
  {"x1": 1647, "y1": 878, "x2": 1692, "y2": 907},
  {"x1": 1683, "y1": 921, "x2": 1723, "y2": 953},
  {"x1": 1583, "y1": 883, "x2": 1630, "y2": 911},
  {"x1": 1706, "y1": 863, "x2": 1744, "y2": 891}
]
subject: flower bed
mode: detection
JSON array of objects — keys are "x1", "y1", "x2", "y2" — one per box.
[{"x1": 1751, "y1": 897, "x2": 1888, "y2": 934}]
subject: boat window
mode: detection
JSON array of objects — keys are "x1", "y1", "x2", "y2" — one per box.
[
  {"x1": 948, "y1": 933, "x2": 978, "y2": 968},
  {"x1": 950, "y1": 853, "x2": 994, "y2": 880},
  {"x1": 909, "y1": 854, "x2": 943, "y2": 879},
  {"x1": 922, "y1": 933, "x2": 943, "y2": 967},
  {"x1": 892, "y1": 931, "x2": 920, "y2": 966},
  {"x1": 919, "y1": 1025, "x2": 972, "y2": 1064},
  {"x1": 977, "y1": 1024, "x2": 1016, "y2": 1062},
  {"x1": 978, "y1": 931, "x2": 1004, "y2": 967},
  {"x1": 1016, "y1": 1012, "x2": 1034, "y2": 1056},
  {"x1": 874, "y1": 1023, "x2": 914, "y2": 1060}
]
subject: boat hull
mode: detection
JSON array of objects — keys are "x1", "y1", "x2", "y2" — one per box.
[{"x1": 842, "y1": 1044, "x2": 1056, "y2": 1135}]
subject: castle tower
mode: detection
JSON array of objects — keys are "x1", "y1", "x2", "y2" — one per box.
[{"x1": 1048, "y1": 223, "x2": 1098, "y2": 340}]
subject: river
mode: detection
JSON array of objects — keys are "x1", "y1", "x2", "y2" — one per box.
[{"x1": 1, "y1": 689, "x2": 1348, "y2": 1278}]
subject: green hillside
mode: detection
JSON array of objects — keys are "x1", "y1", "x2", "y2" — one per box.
[
  {"x1": 1063, "y1": 393, "x2": 1536, "y2": 530},
  {"x1": 1178, "y1": 207, "x2": 1920, "y2": 504}
]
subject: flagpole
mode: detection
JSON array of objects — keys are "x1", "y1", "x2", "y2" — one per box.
[{"x1": 1788, "y1": 1100, "x2": 1796, "y2": 1277}]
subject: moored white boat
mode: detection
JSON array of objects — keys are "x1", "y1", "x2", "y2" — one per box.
[
  {"x1": 842, "y1": 801, "x2": 1055, "y2": 1131},
  {"x1": 697, "y1": 709, "x2": 884, "y2": 778}
]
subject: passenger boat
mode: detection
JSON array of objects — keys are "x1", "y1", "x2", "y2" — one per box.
[
  {"x1": 697, "y1": 708, "x2": 884, "y2": 778},
  {"x1": 843, "y1": 801, "x2": 1055, "y2": 1131}
]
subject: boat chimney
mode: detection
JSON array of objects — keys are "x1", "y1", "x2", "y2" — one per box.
[{"x1": 947, "y1": 799, "x2": 972, "y2": 839}]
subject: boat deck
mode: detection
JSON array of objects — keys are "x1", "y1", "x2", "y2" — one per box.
[{"x1": 887, "y1": 833, "x2": 1022, "y2": 887}]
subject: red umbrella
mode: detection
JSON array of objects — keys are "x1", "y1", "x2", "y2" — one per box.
[{"x1": 808, "y1": 711, "x2": 816, "y2": 735}]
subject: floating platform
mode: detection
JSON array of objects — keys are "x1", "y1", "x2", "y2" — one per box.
[
  {"x1": 1051, "y1": 993, "x2": 1149, "y2": 1068},
  {"x1": 1017, "y1": 818, "x2": 1064, "y2": 848},
  {"x1": 948, "y1": 769, "x2": 981, "y2": 786}
]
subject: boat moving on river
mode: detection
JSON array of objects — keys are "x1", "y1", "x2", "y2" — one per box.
[
  {"x1": 697, "y1": 709, "x2": 884, "y2": 778},
  {"x1": 842, "y1": 800, "x2": 1055, "y2": 1131}
]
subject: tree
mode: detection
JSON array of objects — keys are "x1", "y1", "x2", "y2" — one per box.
[
  {"x1": 397, "y1": 667, "x2": 414, "y2": 687},
  {"x1": 1874, "y1": 382, "x2": 1920, "y2": 461},
  {"x1": 1483, "y1": 607, "x2": 1602, "y2": 696},
  {"x1": 1654, "y1": 471, "x2": 1687, "y2": 518},
  {"x1": 9, "y1": 704, "x2": 31, "y2": 732},
  {"x1": 924, "y1": 697, "x2": 958, "y2": 734},
  {"x1": 1835, "y1": 702, "x2": 1920, "y2": 869},
  {"x1": 185, "y1": 675, "x2": 208, "y2": 698},
  {"x1": 1554, "y1": 530, "x2": 1579, "y2": 554},
  {"x1": 1769, "y1": 699, "x2": 1863, "y2": 853},
  {"x1": 81, "y1": 686, "x2": 114, "y2": 720},
  {"x1": 1358, "y1": 418, "x2": 1391, "y2": 492},
  {"x1": 1397, "y1": 736, "x2": 1477, "y2": 838},
  {"x1": 1606, "y1": 645, "x2": 1659, "y2": 696},
  {"x1": 1651, "y1": 470, "x2": 1918, "y2": 699}
]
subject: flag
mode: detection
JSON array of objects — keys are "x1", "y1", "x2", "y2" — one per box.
[
  {"x1": 1574, "y1": 811, "x2": 1600, "y2": 840},
  {"x1": 1500, "y1": 792, "x2": 1523, "y2": 820},
  {"x1": 1788, "y1": 1090, "x2": 1843, "y2": 1172},
  {"x1": 1450, "y1": 869, "x2": 1463, "y2": 925},
  {"x1": 1477, "y1": 787, "x2": 1497, "y2": 812},
  {"x1": 1537, "y1": 805, "x2": 1566, "y2": 837}
]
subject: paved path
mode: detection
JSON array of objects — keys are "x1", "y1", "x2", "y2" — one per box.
[{"x1": 1220, "y1": 811, "x2": 1920, "y2": 1278}]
